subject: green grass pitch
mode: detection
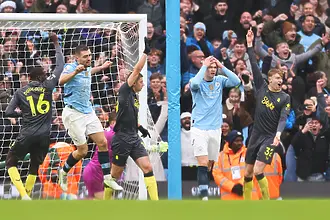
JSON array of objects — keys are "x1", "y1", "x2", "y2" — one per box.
[{"x1": 1, "y1": 200, "x2": 329, "y2": 220}]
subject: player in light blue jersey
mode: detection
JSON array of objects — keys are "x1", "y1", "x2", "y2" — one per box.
[
  {"x1": 190, "y1": 56, "x2": 241, "y2": 200},
  {"x1": 58, "y1": 45, "x2": 123, "y2": 193}
]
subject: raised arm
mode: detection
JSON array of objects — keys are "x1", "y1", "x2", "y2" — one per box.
[
  {"x1": 50, "y1": 33, "x2": 65, "y2": 78},
  {"x1": 296, "y1": 34, "x2": 330, "y2": 65},
  {"x1": 254, "y1": 23, "x2": 268, "y2": 59},
  {"x1": 45, "y1": 33, "x2": 65, "y2": 88},
  {"x1": 91, "y1": 60, "x2": 112, "y2": 74},
  {"x1": 216, "y1": 59, "x2": 240, "y2": 88},
  {"x1": 127, "y1": 54, "x2": 147, "y2": 87},
  {"x1": 316, "y1": 79, "x2": 329, "y2": 129},
  {"x1": 189, "y1": 56, "x2": 214, "y2": 90},
  {"x1": 246, "y1": 29, "x2": 266, "y2": 90},
  {"x1": 59, "y1": 64, "x2": 85, "y2": 85},
  {"x1": 127, "y1": 38, "x2": 149, "y2": 87},
  {"x1": 295, "y1": 44, "x2": 322, "y2": 65}
]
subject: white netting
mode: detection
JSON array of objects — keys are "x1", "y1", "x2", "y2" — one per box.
[{"x1": 0, "y1": 19, "x2": 166, "y2": 200}]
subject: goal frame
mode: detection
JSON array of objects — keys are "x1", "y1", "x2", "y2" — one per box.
[{"x1": 0, "y1": 13, "x2": 148, "y2": 200}]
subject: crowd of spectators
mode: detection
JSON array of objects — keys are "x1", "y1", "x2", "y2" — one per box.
[{"x1": 1, "y1": 0, "x2": 330, "y2": 186}]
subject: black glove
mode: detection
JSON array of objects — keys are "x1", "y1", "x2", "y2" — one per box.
[
  {"x1": 143, "y1": 37, "x2": 151, "y2": 55},
  {"x1": 138, "y1": 125, "x2": 151, "y2": 138},
  {"x1": 231, "y1": 184, "x2": 243, "y2": 196}
]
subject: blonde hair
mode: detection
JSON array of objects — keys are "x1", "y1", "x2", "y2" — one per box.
[{"x1": 268, "y1": 68, "x2": 284, "y2": 78}]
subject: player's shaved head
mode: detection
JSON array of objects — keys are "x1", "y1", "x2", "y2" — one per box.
[{"x1": 29, "y1": 67, "x2": 46, "y2": 82}]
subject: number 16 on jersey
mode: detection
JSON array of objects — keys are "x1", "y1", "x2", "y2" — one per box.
[{"x1": 26, "y1": 93, "x2": 50, "y2": 116}]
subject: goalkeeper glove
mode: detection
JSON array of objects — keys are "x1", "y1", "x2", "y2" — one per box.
[
  {"x1": 138, "y1": 125, "x2": 151, "y2": 138},
  {"x1": 231, "y1": 184, "x2": 243, "y2": 196},
  {"x1": 143, "y1": 37, "x2": 151, "y2": 54}
]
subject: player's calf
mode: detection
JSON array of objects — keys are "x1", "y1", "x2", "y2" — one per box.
[
  {"x1": 90, "y1": 132, "x2": 112, "y2": 179},
  {"x1": 196, "y1": 156, "x2": 209, "y2": 200},
  {"x1": 25, "y1": 160, "x2": 39, "y2": 196},
  {"x1": 136, "y1": 156, "x2": 159, "y2": 200},
  {"x1": 6, "y1": 152, "x2": 30, "y2": 199},
  {"x1": 243, "y1": 164, "x2": 254, "y2": 200},
  {"x1": 254, "y1": 160, "x2": 270, "y2": 200},
  {"x1": 59, "y1": 145, "x2": 87, "y2": 192}
]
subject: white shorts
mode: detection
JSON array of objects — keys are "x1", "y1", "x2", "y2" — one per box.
[
  {"x1": 191, "y1": 127, "x2": 221, "y2": 161},
  {"x1": 62, "y1": 106, "x2": 104, "y2": 146}
]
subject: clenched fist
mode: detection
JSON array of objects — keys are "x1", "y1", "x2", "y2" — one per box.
[{"x1": 74, "y1": 64, "x2": 86, "y2": 74}]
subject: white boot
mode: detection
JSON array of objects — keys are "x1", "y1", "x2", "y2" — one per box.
[
  {"x1": 104, "y1": 175, "x2": 123, "y2": 191},
  {"x1": 22, "y1": 195, "x2": 32, "y2": 200},
  {"x1": 58, "y1": 168, "x2": 68, "y2": 192}
]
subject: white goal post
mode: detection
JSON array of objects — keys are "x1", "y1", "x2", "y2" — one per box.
[{"x1": 0, "y1": 13, "x2": 166, "y2": 200}]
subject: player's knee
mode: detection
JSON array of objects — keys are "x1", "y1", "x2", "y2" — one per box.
[
  {"x1": 253, "y1": 161, "x2": 266, "y2": 175},
  {"x1": 244, "y1": 169, "x2": 253, "y2": 178},
  {"x1": 96, "y1": 138, "x2": 107, "y2": 151},
  {"x1": 244, "y1": 164, "x2": 254, "y2": 178},
  {"x1": 141, "y1": 162, "x2": 153, "y2": 174},
  {"x1": 5, "y1": 152, "x2": 18, "y2": 169},
  {"x1": 76, "y1": 145, "x2": 88, "y2": 158}
]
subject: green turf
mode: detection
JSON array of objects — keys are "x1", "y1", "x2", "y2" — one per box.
[{"x1": 1, "y1": 200, "x2": 330, "y2": 220}]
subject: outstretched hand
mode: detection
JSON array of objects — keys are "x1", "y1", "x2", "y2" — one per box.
[
  {"x1": 143, "y1": 37, "x2": 151, "y2": 55},
  {"x1": 246, "y1": 28, "x2": 254, "y2": 47},
  {"x1": 49, "y1": 32, "x2": 59, "y2": 45}
]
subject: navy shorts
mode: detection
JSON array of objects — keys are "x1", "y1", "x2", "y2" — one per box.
[
  {"x1": 111, "y1": 132, "x2": 148, "y2": 167},
  {"x1": 246, "y1": 133, "x2": 275, "y2": 165},
  {"x1": 7, "y1": 135, "x2": 50, "y2": 165}
]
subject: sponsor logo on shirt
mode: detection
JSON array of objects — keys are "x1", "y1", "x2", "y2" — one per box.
[{"x1": 261, "y1": 96, "x2": 275, "y2": 110}]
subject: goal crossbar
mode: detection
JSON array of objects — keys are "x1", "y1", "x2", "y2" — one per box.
[{"x1": 0, "y1": 13, "x2": 147, "y2": 22}]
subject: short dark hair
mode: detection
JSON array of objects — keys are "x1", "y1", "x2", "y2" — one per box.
[
  {"x1": 75, "y1": 45, "x2": 89, "y2": 55},
  {"x1": 234, "y1": 39, "x2": 246, "y2": 46},
  {"x1": 29, "y1": 67, "x2": 45, "y2": 81},
  {"x1": 301, "y1": 14, "x2": 315, "y2": 23},
  {"x1": 213, "y1": 0, "x2": 227, "y2": 6},
  {"x1": 149, "y1": 72, "x2": 162, "y2": 81},
  {"x1": 314, "y1": 71, "x2": 326, "y2": 80}
]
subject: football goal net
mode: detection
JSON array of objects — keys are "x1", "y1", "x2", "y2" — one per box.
[{"x1": 0, "y1": 13, "x2": 166, "y2": 200}]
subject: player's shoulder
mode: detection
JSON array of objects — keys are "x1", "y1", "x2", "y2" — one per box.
[
  {"x1": 119, "y1": 82, "x2": 132, "y2": 93},
  {"x1": 62, "y1": 62, "x2": 76, "y2": 73},
  {"x1": 279, "y1": 91, "x2": 290, "y2": 99}
]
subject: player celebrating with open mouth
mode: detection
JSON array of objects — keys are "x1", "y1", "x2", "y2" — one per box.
[{"x1": 244, "y1": 29, "x2": 290, "y2": 200}]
